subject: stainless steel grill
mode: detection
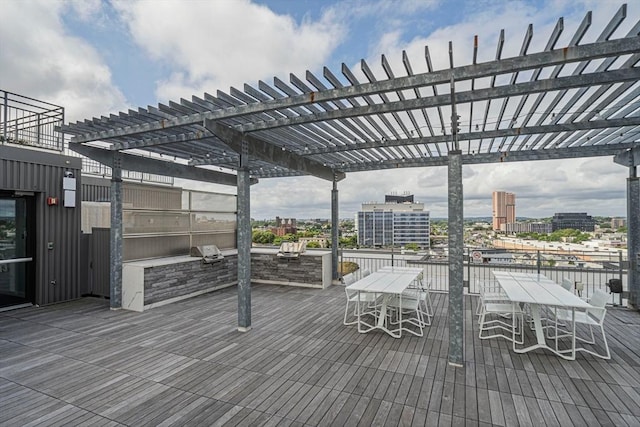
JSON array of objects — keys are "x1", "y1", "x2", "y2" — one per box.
[
  {"x1": 190, "y1": 245, "x2": 224, "y2": 264},
  {"x1": 277, "y1": 242, "x2": 306, "y2": 260}
]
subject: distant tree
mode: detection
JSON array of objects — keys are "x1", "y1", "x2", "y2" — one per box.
[
  {"x1": 405, "y1": 243, "x2": 420, "y2": 251},
  {"x1": 252, "y1": 230, "x2": 276, "y2": 244},
  {"x1": 339, "y1": 235, "x2": 357, "y2": 248},
  {"x1": 298, "y1": 230, "x2": 317, "y2": 238},
  {"x1": 281, "y1": 233, "x2": 296, "y2": 242},
  {"x1": 306, "y1": 241, "x2": 321, "y2": 248}
]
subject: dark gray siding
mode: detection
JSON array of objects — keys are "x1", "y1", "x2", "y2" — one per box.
[
  {"x1": 81, "y1": 175, "x2": 111, "y2": 202},
  {"x1": 0, "y1": 145, "x2": 82, "y2": 305}
]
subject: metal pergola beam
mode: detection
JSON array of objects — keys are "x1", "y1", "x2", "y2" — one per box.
[
  {"x1": 112, "y1": 130, "x2": 208, "y2": 151},
  {"x1": 204, "y1": 119, "x2": 345, "y2": 182},
  {"x1": 305, "y1": 117, "x2": 640, "y2": 156},
  {"x1": 105, "y1": 68, "x2": 640, "y2": 155},
  {"x1": 239, "y1": 68, "x2": 640, "y2": 132},
  {"x1": 68, "y1": 143, "x2": 255, "y2": 186},
  {"x1": 316, "y1": 142, "x2": 640, "y2": 173},
  {"x1": 61, "y1": 37, "x2": 640, "y2": 144}
]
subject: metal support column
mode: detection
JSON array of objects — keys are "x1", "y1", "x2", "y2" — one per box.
[
  {"x1": 627, "y1": 167, "x2": 639, "y2": 308},
  {"x1": 110, "y1": 153, "x2": 123, "y2": 309},
  {"x1": 615, "y1": 147, "x2": 640, "y2": 309},
  {"x1": 448, "y1": 150, "x2": 464, "y2": 366},
  {"x1": 237, "y1": 138, "x2": 252, "y2": 331},
  {"x1": 331, "y1": 178, "x2": 339, "y2": 281},
  {"x1": 448, "y1": 69, "x2": 464, "y2": 366}
]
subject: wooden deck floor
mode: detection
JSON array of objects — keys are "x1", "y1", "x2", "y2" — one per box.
[{"x1": 2, "y1": 284, "x2": 640, "y2": 426}]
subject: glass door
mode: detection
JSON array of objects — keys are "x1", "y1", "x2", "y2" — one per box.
[{"x1": 0, "y1": 193, "x2": 35, "y2": 308}]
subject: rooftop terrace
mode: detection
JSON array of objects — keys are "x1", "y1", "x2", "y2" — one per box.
[{"x1": 2, "y1": 284, "x2": 640, "y2": 426}]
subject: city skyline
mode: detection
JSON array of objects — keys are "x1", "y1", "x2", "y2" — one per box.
[{"x1": 1, "y1": 0, "x2": 635, "y2": 219}]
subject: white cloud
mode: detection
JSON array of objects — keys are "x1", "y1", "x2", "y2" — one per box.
[
  {"x1": 0, "y1": 0, "x2": 127, "y2": 122},
  {"x1": 328, "y1": 0, "x2": 634, "y2": 219},
  {"x1": 1, "y1": 0, "x2": 633, "y2": 220},
  {"x1": 112, "y1": 0, "x2": 347, "y2": 102}
]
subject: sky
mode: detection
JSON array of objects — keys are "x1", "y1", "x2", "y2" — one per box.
[{"x1": 0, "y1": 0, "x2": 636, "y2": 220}]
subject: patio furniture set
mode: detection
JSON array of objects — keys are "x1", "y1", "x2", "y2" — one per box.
[
  {"x1": 344, "y1": 268, "x2": 610, "y2": 361},
  {"x1": 477, "y1": 271, "x2": 610, "y2": 360},
  {"x1": 342, "y1": 266, "x2": 434, "y2": 338}
]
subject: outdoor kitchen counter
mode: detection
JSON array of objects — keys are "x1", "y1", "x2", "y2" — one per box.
[
  {"x1": 122, "y1": 249, "x2": 239, "y2": 312},
  {"x1": 121, "y1": 248, "x2": 331, "y2": 312},
  {"x1": 251, "y1": 248, "x2": 332, "y2": 290}
]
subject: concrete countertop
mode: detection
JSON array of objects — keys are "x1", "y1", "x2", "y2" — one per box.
[{"x1": 124, "y1": 249, "x2": 238, "y2": 268}]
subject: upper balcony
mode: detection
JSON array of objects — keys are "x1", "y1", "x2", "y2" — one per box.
[
  {"x1": 0, "y1": 90, "x2": 64, "y2": 152},
  {"x1": 0, "y1": 89, "x2": 174, "y2": 186}
]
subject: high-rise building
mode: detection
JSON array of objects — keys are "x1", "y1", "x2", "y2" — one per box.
[
  {"x1": 492, "y1": 191, "x2": 516, "y2": 231},
  {"x1": 356, "y1": 194, "x2": 430, "y2": 248},
  {"x1": 551, "y1": 213, "x2": 595, "y2": 232}
]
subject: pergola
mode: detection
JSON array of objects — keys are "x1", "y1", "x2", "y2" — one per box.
[{"x1": 60, "y1": 5, "x2": 640, "y2": 366}]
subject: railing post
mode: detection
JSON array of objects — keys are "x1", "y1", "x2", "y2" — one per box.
[
  {"x1": 465, "y1": 247, "x2": 470, "y2": 288},
  {"x1": 537, "y1": 250, "x2": 541, "y2": 275},
  {"x1": 391, "y1": 244, "x2": 394, "y2": 267},
  {"x1": 619, "y1": 250, "x2": 624, "y2": 306},
  {"x1": 619, "y1": 250, "x2": 624, "y2": 283},
  {"x1": 331, "y1": 179, "x2": 339, "y2": 281},
  {"x1": 2, "y1": 91, "x2": 8, "y2": 143}
]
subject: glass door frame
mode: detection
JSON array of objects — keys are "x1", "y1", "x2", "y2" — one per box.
[{"x1": 0, "y1": 191, "x2": 36, "y2": 307}]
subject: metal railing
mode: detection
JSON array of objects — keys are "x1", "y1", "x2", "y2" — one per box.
[
  {"x1": 0, "y1": 90, "x2": 172, "y2": 185},
  {"x1": 1, "y1": 90, "x2": 64, "y2": 151},
  {"x1": 72, "y1": 155, "x2": 175, "y2": 185},
  {"x1": 340, "y1": 247, "x2": 628, "y2": 305}
]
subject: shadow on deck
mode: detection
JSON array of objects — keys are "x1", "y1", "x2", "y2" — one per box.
[{"x1": 2, "y1": 284, "x2": 640, "y2": 426}]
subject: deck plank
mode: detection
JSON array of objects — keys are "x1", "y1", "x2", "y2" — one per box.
[{"x1": 1, "y1": 287, "x2": 639, "y2": 426}]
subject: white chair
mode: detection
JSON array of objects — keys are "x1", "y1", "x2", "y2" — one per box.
[
  {"x1": 478, "y1": 300, "x2": 524, "y2": 343},
  {"x1": 387, "y1": 289, "x2": 424, "y2": 336},
  {"x1": 412, "y1": 275, "x2": 434, "y2": 326},
  {"x1": 549, "y1": 289, "x2": 611, "y2": 359},
  {"x1": 549, "y1": 278, "x2": 577, "y2": 328},
  {"x1": 342, "y1": 273, "x2": 355, "y2": 286},
  {"x1": 343, "y1": 273, "x2": 379, "y2": 326},
  {"x1": 477, "y1": 278, "x2": 523, "y2": 343},
  {"x1": 561, "y1": 277, "x2": 573, "y2": 292},
  {"x1": 475, "y1": 279, "x2": 508, "y2": 317}
]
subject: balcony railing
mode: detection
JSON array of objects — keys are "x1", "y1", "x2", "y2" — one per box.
[
  {"x1": 340, "y1": 247, "x2": 627, "y2": 305},
  {"x1": 1, "y1": 89, "x2": 64, "y2": 151}
]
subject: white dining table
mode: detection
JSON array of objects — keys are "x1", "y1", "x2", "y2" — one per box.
[
  {"x1": 492, "y1": 271, "x2": 592, "y2": 360},
  {"x1": 346, "y1": 267, "x2": 423, "y2": 338}
]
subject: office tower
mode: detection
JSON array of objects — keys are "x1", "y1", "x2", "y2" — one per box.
[
  {"x1": 551, "y1": 213, "x2": 595, "y2": 232},
  {"x1": 492, "y1": 191, "x2": 516, "y2": 231},
  {"x1": 357, "y1": 194, "x2": 430, "y2": 248}
]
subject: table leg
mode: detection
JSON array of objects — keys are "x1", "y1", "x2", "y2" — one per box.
[
  {"x1": 377, "y1": 296, "x2": 388, "y2": 328},
  {"x1": 571, "y1": 308, "x2": 576, "y2": 360},
  {"x1": 531, "y1": 305, "x2": 546, "y2": 345},
  {"x1": 357, "y1": 291, "x2": 363, "y2": 333},
  {"x1": 398, "y1": 293, "x2": 403, "y2": 337}
]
